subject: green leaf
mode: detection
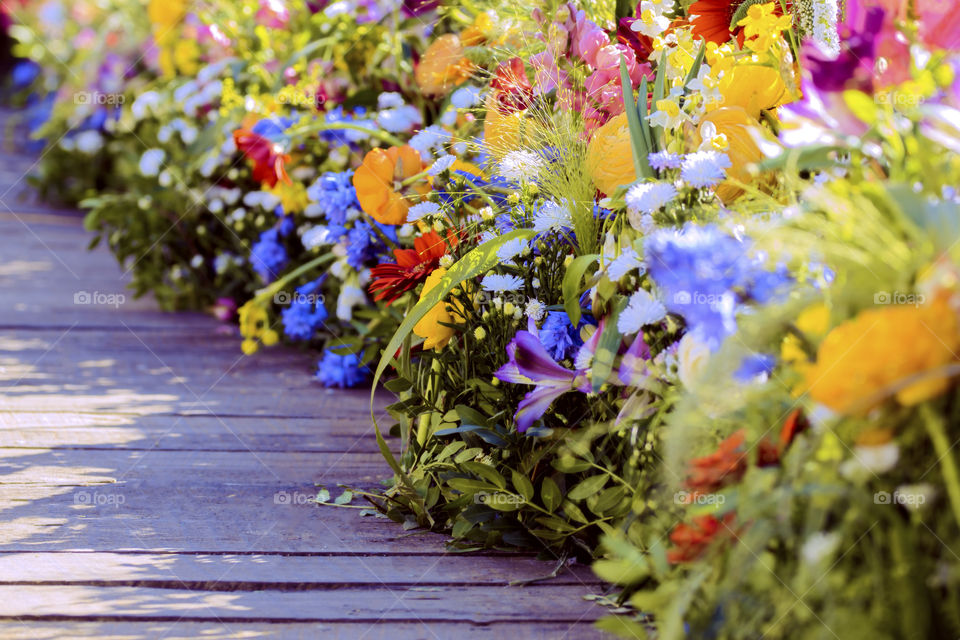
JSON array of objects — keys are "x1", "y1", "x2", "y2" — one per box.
[
  {"x1": 595, "y1": 615, "x2": 649, "y2": 638},
  {"x1": 562, "y1": 254, "x2": 599, "y2": 326},
  {"x1": 435, "y1": 441, "x2": 466, "y2": 462},
  {"x1": 650, "y1": 51, "x2": 668, "y2": 146},
  {"x1": 619, "y1": 56, "x2": 653, "y2": 180},
  {"x1": 460, "y1": 461, "x2": 507, "y2": 489},
  {"x1": 552, "y1": 456, "x2": 593, "y2": 473},
  {"x1": 334, "y1": 490, "x2": 354, "y2": 505},
  {"x1": 447, "y1": 477, "x2": 500, "y2": 494},
  {"x1": 383, "y1": 378, "x2": 412, "y2": 392},
  {"x1": 541, "y1": 477, "x2": 562, "y2": 512},
  {"x1": 455, "y1": 404, "x2": 491, "y2": 428},
  {"x1": 683, "y1": 40, "x2": 707, "y2": 88},
  {"x1": 567, "y1": 474, "x2": 608, "y2": 501},
  {"x1": 757, "y1": 145, "x2": 844, "y2": 173},
  {"x1": 593, "y1": 556, "x2": 648, "y2": 586},
  {"x1": 316, "y1": 488, "x2": 331, "y2": 503},
  {"x1": 511, "y1": 470, "x2": 535, "y2": 502},
  {"x1": 454, "y1": 447, "x2": 483, "y2": 463},
  {"x1": 591, "y1": 304, "x2": 624, "y2": 393},
  {"x1": 636, "y1": 76, "x2": 653, "y2": 153}
]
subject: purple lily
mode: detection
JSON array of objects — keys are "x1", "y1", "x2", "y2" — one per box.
[{"x1": 496, "y1": 323, "x2": 605, "y2": 433}]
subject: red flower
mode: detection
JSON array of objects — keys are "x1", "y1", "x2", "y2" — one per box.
[
  {"x1": 666, "y1": 513, "x2": 736, "y2": 564},
  {"x1": 490, "y1": 58, "x2": 533, "y2": 115},
  {"x1": 689, "y1": 0, "x2": 789, "y2": 46},
  {"x1": 233, "y1": 128, "x2": 291, "y2": 187},
  {"x1": 369, "y1": 231, "x2": 452, "y2": 305},
  {"x1": 685, "y1": 430, "x2": 749, "y2": 494}
]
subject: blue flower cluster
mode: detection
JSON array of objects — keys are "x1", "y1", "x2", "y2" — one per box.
[
  {"x1": 250, "y1": 228, "x2": 288, "y2": 283},
  {"x1": 646, "y1": 223, "x2": 791, "y2": 349},
  {"x1": 539, "y1": 311, "x2": 584, "y2": 361},
  {"x1": 322, "y1": 107, "x2": 375, "y2": 148},
  {"x1": 281, "y1": 277, "x2": 329, "y2": 341},
  {"x1": 316, "y1": 350, "x2": 369, "y2": 388},
  {"x1": 307, "y1": 170, "x2": 360, "y2": 227}
]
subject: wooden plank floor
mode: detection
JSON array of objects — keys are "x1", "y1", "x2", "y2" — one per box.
[{"x1": 0, "y1": 110, "x2": 613, "y2": 639}]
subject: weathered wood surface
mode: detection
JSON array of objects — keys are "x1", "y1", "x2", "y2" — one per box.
[{"x1": 0, "y1": 109, "x2": 612, "y2": 638}]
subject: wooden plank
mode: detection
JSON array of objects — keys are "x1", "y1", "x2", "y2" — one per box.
[
  {"x1": 0, "y1": 584, "x2": 607, "y2": 623},
  {"x1": 0, "y1": 621, "x2": 614, "y2": 639},
  {"x1": 0, "y1": 413, "x2": 388, "y2": 452},
  {"x1": 0, "y1": 552, "x2": 601, "y2": 586}
]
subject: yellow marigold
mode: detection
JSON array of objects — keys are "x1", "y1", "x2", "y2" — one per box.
[
  {"x1": 804, "y1": 297, "x2": 960, "y2": 413},
  {"x1": 238, "y1": 301, "x2": 279, "y2": 355},
  {"x1": 697, "y1": 107, "x2": 775, "y2": 203},
  {"x1": 482, "y1": 94, "x2": 525, "y2": 158},
  {"x1": 415, "y1": 34, "x2": 472, "y2": 97},
  {"x1": 413, "y1": 268, "x2": 464, "y2": 351},
  {"x1": 585, "y1": 113, "x2": 636, "y2": 196}
]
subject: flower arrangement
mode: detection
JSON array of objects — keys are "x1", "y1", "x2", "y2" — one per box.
[{"x1": 7, "y1": 0, "x2": 960, "y2": 636}]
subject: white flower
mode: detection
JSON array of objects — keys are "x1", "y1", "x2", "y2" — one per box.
[
  {"x1": 496, "y1": 237, "x2": 528, "y2": 262},
  {"x1": 190, "y1": 255, "x2": 204, "y2": 269},
  {"x1": 407, "y1": 201, "x2": 441, "y2": 222},
  {"x1": 139, "y1": 149, "x2": 166, "y2": 177},
  {"x1": 428, "y1": 154, "x2": 457, "y2": 176},
  {"x1": 532, "y1": 200, "x2": 572, "y2": 233},
  {"x1": 625, "y1": 181, "x2": 677, "y2": 215},
  {"x1": 378, "y1": 104, "x2": 422, "y2": 133},
  {"x1": 377, "y1": 92, "x2": 405, "y2": 109},
  {"x1": 812, "y1": 0, "x2": 841, "y2": 57},
  {"x1": 158, "y1": 170, "x2": 173, "y2": 187},
  {"x1": 618, "y1": 289, "x2": 667, "y2": 335},
  {"x1": 301, "y1": 225, "x2": 333, "y2": 249},
  {"x1": 336, "y1": 285, "x2": 367, "y2": 322},
  {"x1": 525, "y1": 298, "x2": 546, "y2": 322},
  {"x1": 180, "y1": 126, "x2": 198, "y2": 145},
  {"x1": 840, "y1": 442, "x2": 900, "y2": 480},
  {"x1": 607, "y1": 249, "x2": 645, "y2": 281},
  {"x1": 676, "y1": 332, "x2": 711, "y2": 388},
  {"x1": 647, "y1": 99, "x2": 690, "y2": 130},
  {"x1": 481, "y1": 274, "x2": 524, "y2": 292},
  {"x1": 631, "y1": 0, "x2": 673, "y2": 38},
  {"x1": 497, "y1": 149, "x2": 544, "y2": 183},
  {"x1": 74, "y1": 131, "x2": 104, "y2": 155},
  {"x1": 131, "y1": 91, "x2": 161, "y2": 120},
  {"x1": 408, "y1": 125, "x2": 450, "y2": 157},
  {"x1": 681, "y1": 151, "x2": 732, "y2": 188},
  {"x1": 451, "y1": 85, "x2": 482, "y2": 109},
  {"x1": 894, "y1": 483, "x2": 935, "y2": 511},
  {"x1": 801, "y1": 532, "x2": 841, "y2": 566}
]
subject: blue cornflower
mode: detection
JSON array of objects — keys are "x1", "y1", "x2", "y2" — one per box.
[
  {"x1": 281, "y1": 277, "x2": 329, "y2": 341},
  {"x1": 316, "y1": 350, "x2": 369, "y2": 388},
  {"x1": 539, "y1": 311, "x2": 583, "y2": 361},
  {"x1": 734, "y1": 353, "x2": 777, "y2": 382},
  {"x1": 251, "y1": 116, "x2": 294, "y2": 139},
  {"x1": 250, "y1": 228, "x2": 288, "y2": 283},
  {"x1": 646, "y1": 223, "x2": 791, "y2": 348},
  {"x1": 648, "y1": 150, "x2": 681, "y2": 172},
  {"x1": 307, "y1": 171, "x2": 360, "y2": 226}
]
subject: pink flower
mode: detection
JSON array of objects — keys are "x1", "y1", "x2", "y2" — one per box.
[
  {"x1": 256, "y1": 0, "x2": 289, "y2": 28},
  {"x1": 916, "y1": 0, "x2": 960, "y2": 51},
  {"x1": 576, "y1": 26, "x2": 608, "y2": 67}
]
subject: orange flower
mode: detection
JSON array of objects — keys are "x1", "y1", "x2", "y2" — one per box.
[
  {"x1": 415, "y1": 34, "x2": 473, "y2": 97},
  {"x1": 352, "y1": 145, "x2": 425, "y2": 225},
  {"x1": 666, "y1": 513, "x2": 736, "y2": 564}
]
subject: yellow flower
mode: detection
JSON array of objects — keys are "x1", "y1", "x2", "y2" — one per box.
[
  {"x1": 482, "y1": 94, "x2": 526, "y2": 158},
  {"x1": 238, "y1": 301, "x2": 279, "y2": 355},
  {"x1": 716, "y1": 62, "x2": 789, "y2": 120},
  {"x1": 585, "y1": 113, "x2": 636, "y2": 195},
  {"x1": 697, "y1": 107, "x2": 776, "y2": 202},
  {"x1": 461, "y1": 12, "x2": 493, "y2": 46},
  {"x1": 804, "y1": 297, "x2": 960, "y2": 413},
  {"x1": 413, "y1": 268, "x2": 464, "y2": 351},
  {"x1": 737, "y1": 3, "x2": 793, "y2": 54},
  {"x1": 267, "y1": 180, "x2": 309, "y2": 215},
  {"x1": 148, "y1": 0, "x2": 186, "y2": 33},
  {"x1": 173, "y1": 39, "x2": 199, "y2": 76}
]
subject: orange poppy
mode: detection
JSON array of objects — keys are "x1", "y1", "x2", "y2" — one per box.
[
  {"x1": 415, "y1": 34, "x2": 473, "y2": 97},
  {"x1": 352, "y1": 145, "x2": 425, "y2": 225}
]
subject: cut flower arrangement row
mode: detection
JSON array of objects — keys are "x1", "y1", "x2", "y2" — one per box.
[{"x1": 7, "y1": 0, "x2": 960, "y2": 635}]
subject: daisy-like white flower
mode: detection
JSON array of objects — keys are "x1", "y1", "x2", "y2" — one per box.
[
  {"x1": 139, "y1": 148, "x2": 166, "y2": 177},
  {"x1": 648, "y1": 150, "x2": 681, "y2": 172},
  {"x1": 407, "y1": 201, "x2": 441, "y2": 222},
  {"x1": 497, "y1": 237, "x2": 529, "y2": 262},
  {"x1": 532, "y1": 200, "x2": 572, "y2": 233},
  {"x1": 428, "y1": 154, "x2": 457, "y2": 176},
  {"x1": 647, "y1": 99, "x2": 690, "y2": 131},
  {"x1": 481, "y1": 273, "x2": 524, "y2": 292},
  {"x1": 618, "y1": 288, "x2": 667, "y2": 335},
  {"x1": 525, "y1": 298, "x2": 546, "y2": 322},
  {"x1": 625, "y1": 181, "x2": 678, "y2": 215},
  {"x1": 680, "y1": 151, "x2": 732, "y2": 188},
  {"x1": 497, "y1": 149, "x2": 544, "y2": 183},
  {"x1": 607, "y1": 248, "x2": 646, "y2": 281}
]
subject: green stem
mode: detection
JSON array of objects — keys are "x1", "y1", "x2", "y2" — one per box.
[
  {"x1": 253, "y1": 251, "x2": 335, "y2": 303},
  {"x1": 460, "y1": 176, "x2": 499, "y2": 211},
  {"x1": 921, "y1": 403, "x2": 960, "y2": 532}
]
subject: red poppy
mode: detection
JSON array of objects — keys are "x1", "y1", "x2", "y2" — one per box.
[
  {"x1": 490, "y1": 58, "x2": 533, "y2": 115},
  {"x1": 369, "y1": 231, "x2": 452, "y2": 305},
  {"x1": 233, "y1": 128, "x2": 291, "y2": 187},
  {"x1": 689, "y1": 0, "x2": 789, "y2": 46},
  {"x1": 666, "y1": 513, "x2": 736, "y2": 564}
]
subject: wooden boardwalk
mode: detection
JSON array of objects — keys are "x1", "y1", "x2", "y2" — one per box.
[{"x1": 0, "y1": 115, "x2": 609, "y2": 638}]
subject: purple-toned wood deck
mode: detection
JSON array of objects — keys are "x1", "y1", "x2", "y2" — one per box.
[{"x1": 0, "y1": 109, "x2": 613, "y2": 639}]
